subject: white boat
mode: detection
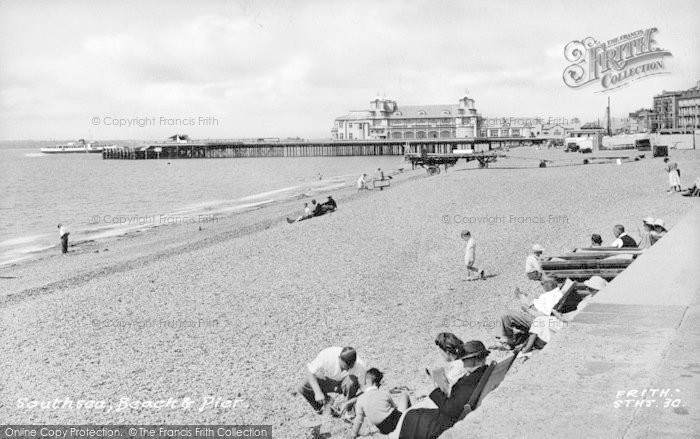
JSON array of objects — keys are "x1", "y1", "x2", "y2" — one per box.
[{"x1": 40, "y1": 139, "x2": 104, "y2": 154}]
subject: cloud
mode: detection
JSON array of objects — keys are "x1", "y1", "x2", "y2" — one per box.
[{"x1": 0, "y1": 0, "x2": 698, "y2": 139}]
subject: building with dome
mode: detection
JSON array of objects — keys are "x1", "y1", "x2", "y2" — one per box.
[{"x1": 331, "y1": 96, "x2": 480, "y2": 140}]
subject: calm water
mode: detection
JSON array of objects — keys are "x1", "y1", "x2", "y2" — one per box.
[{"x1": 0, "y1": 146, "x2": 405, "y2": 266}]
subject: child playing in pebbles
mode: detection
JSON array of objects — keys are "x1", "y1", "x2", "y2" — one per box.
[{"x1": 461, "y1": 230, "x2": 485, "y2": 281}]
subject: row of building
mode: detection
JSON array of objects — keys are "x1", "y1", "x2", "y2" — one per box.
[
  {"x1": 331, "y1": 80, "x2": 699, "y2": 141},
  {"x1": 629, "y1": 80, "x2": 700, "y2": 132},
  {"x1": 331, "y1": 95, "x2": 582, "y2": 141}
]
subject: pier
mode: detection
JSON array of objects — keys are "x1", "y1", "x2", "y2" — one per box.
[{"x1": 101, "y1": 138, "x2": 547, "y2": 160}]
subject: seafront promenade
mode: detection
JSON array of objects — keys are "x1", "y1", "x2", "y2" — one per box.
[{"x1": 446, "y1": 205, "x2": 700, "y2": 439}]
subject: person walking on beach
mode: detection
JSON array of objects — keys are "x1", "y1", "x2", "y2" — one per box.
[
  {"x1": 461, "y1": 230, "x2": 485, "y2": 281},
  {"x1": 664, "y1": 157, "x2": 681, "y2": 192},
  {"x1": 57, "y1": 223, "x2": 69, "y2": 254}
]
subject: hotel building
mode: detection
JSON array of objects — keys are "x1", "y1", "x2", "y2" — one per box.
[
  {"x1": 652, "y1": 90, "x2": 683, "y2": 130},
  {"x1": 643, "y1": 81, "x2": 700, "y2": 131},
  {"x1": 677, "y1": 81, "x2": 700, "y2": 130}
]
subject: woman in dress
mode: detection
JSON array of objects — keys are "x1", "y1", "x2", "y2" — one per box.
[
  {"x1": 391, "y1": 341, "x2": 491, "y2": 439},
  {"x1": 664, "y1": 157, "x2": 681, "y2": 192},
  {"x1": 412, "y1": 333, "x2": 468, "y2": 410}
]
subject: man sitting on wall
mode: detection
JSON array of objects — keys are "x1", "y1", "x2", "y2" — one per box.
[
  {"x1": 495, "y1": 277, "x2": 563, "y2": 349},
  {"x1": 520, "y1": 276, "x2": 608, "y2": 355},
  {"x1": 525, "y1": 244, "x2": 545, "y2": 280},
  {"x1": 610, "y1": 224, "x2": 637, "y2": 248}
]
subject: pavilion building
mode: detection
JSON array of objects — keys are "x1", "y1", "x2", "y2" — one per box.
[{"x1": 331, "y1": 96, "x2": 480, "y2": 140}]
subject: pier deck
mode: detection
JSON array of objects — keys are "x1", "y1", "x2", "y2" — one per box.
[{"x1": 102, "y1": 138, "x2": 547, "y2": 160}]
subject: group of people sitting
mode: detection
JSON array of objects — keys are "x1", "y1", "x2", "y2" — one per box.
[
  {"x1": 493, "y1": 244, "x2": 609, "y2": 355},
  {"x1": 298, "y1": 337, "x2": 492, "y2": 439},
  {"x1": 590, "y1": 218, "x2": 668, "y2": 249},
  {"x1": 296, "y1": 217, "x2": 673, "y2": 437},
  {"x1": 286, "y1": 196, "x2": 337, "y2": 223},
  {"x1": 496, "y1": 217, "x2": 670, "y2": 355}
]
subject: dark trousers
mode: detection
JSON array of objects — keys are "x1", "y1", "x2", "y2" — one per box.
[
  {"x1": 498, "y1": 310, "x2": 534, "y2": 339},
  {"x1": 61, "y1": 234, "x2": 69, "y2": 254},
  {"x1": 298, "y1": 375, "x2": 360, "y2": 412}
]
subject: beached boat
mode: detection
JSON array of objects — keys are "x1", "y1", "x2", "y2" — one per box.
[{"x1": 40, "y1": 139, "x2": 104, "y2": 154}]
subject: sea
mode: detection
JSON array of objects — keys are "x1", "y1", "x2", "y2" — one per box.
[{"x1": 0, "y1": 143, "x2": 406, "y2": 267}]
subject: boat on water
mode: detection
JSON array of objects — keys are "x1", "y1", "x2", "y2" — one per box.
[{"x1": 40, "y1": 139, "x2": 105, "y2": 154}]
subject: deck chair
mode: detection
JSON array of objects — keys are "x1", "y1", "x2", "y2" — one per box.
[
  {"x1": 553, "y1": 278, "x2": 578, "y2": 314},
  {"x1": 458, "y1": 352, "x2": 518, "y2": 420},
  {"x1": 474, "y1": 352, "x2": 519, "y2": 408},
  {"x1": 458, "y1": 361, "x2": 495, "y2": 421}
]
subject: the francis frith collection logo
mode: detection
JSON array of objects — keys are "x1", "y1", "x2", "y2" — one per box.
[{"x1": 563, "y1": 27, "x2": 672, "y2": 92}]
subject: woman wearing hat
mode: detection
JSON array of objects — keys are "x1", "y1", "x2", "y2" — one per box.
[
  {"x1": 391, "y1": 341, "x2": 491, "y2": 439},
  {"x1": 650, "y1": 219, "x2": 667, "y2": 245},
  {"x1": 637, "y1": 217, "x2": 655, "y2": 249}
]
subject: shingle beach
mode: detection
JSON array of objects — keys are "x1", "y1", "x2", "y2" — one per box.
[{"x1": 1, "y1": 148, "x2": 699, "y2": 438}]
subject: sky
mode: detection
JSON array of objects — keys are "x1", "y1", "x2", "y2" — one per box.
[{"x1": 0, "y1": 0, "x2": 698, "y2": 140}]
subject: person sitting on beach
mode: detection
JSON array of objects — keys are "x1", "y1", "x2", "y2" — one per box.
[
  {"x1": 637, "y1": 217, "x2": 655, "y2": 249},
  {"x1": 357, "y1": 174, "x2": 370, "y2": 191},
  {"x1": 433, "y1": 332, "x2": 469, "y2": 392},
  {"x1": 311, "y1": 199, "x2": 325, "y2": 217},
  {"x1": 321, "y1": 195, "x2": 337, "y2": 213},
  {"x1": 520, "y1": 276, "x2": 608, "y2": 355},
  {"x1": 681, "y1": 176, "x2": 700, "y2": 197},
  {"x1": 495, "y1": 277, "x2": 562, "y2": 349},
  {"x1": 461, "y1": 230, "x2": 485, "y2": 281},
  {"x1": 650, "y1": 219, "x2": 667, "y2": 245},
  {"x1": 286, "y1": 202, "x2": 312, "y2": 223},
  {"x1": 408, "y1": 332, "x2": 470, "y2": 412},
  {"x1": 590, "y1": 234, "x2": 603, "y2": 247},
  {"x1": 391, "y1": 341, "x2": 491, "y2": 439},
  {"x1": 525, "y1": 244, "x2": 545, "y2": 280},
  {"x1": 349, "y1": 368, "x2": 411, "y2": 438},
  {"x1": 610, "y1": 225, "x2": 637, "y2": 248},
  {"x1": 297, "y1": 346, "x2": 367, "y2": 415}
]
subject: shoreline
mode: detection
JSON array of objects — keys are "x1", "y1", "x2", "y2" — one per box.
[{"x1": 0, "y1": 164, "x2": 425, "y2": 303}]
